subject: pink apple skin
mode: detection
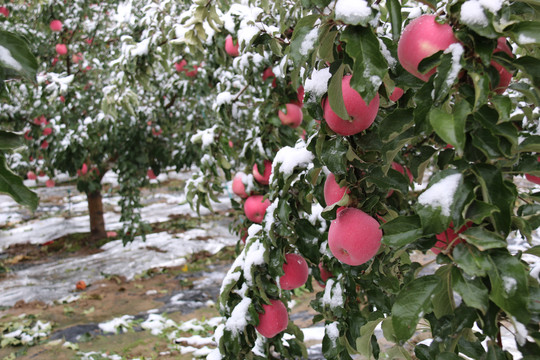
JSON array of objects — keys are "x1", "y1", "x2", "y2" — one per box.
[
  {"x1": 280, "y1": 253, "x2": 309, "y2": 290},
  {"x1": 491, "y1": 37, "x2": 514, "y2": 94},
  {"x1": 225, "y1": 35, "x2": 239, "y2": 57},
  {"x1": 175, "y1": 59, "x2": 187, "y2": 72},
  {"x1": 397, "y1": 15, "x2": 458, "y2": 82},
  {"x1": 81, "y1": 163, "x2": 88, "y2": 176},
  {"x1": 232, "y1": 173, "x2": 248, "y2": 198},
  {"x1": 295, "y1": 85, "x2": 305, "y2": 107},
  {"x1": 256, "y1": 299, "x2": 289, "y2": 338},
  {"x1": 185, "y1": 65, "x2": 198, "y2": 77},
  {"x1": 50, "y1": 20, "x2": 63, "y2": 32},
  {"x1": 391, "y1": 162, "x2": 413, "y2": 183},
  {"x1": 328, "y1": 207, "x2": 382, "y2": 266},
  {"x1": 323, "y1": 75, "x2": 380, "y2": 136},
  {"x1": 324, "y1": 173, "x2": 349, "y2": 207},
  {"x1": 278, "y1": 103, "x2": 303, "y2": 128},
  {"x1": 147, "y1": 169, "x2": 157, "y2": 180},
  {"x1": 262, "y1": 67, "x2": 275, "y2": 82},
  {"x1": 27, "y1": 171, "x2": 37, "y2": 180},
  {"x1": 45, "y1": 179, "x2": 55, "y2": 188},
  {"x1": 42, "y1": 127, "x2": 53, "y2": 136},
  {"x1": 318, "y1": 262, "x2": 333, "y2": 287},
  {"x1": 56, "y1": 44, "x2": 68, "y2": 56},
  {"x1": 431, "y1": 222, "x2": 471, "y2": 255},
  {"x1": 253, "y1": 160, "x2": 272, "y2": 185},
  {"x1": 0, "y1": 7, "x2": 9, "y2": 17},
  {"x1": 244, "y1": 195, "x2": 271, "y2": 223},
  {"x1": 389, "y1": 87, "x2": 404, "y2": 102}
]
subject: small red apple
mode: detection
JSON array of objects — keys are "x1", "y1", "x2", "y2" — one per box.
[
  {"x1": 0, "y1": 6, "x2": 9, "y2": 17},
  {"x1": 45, "y1": 179, "x2": 55, "y2": 188},
  {"x1": 397, "y1": 15, "x2": 458, "y2": 81},
  {"x1": 24, "y1": 130, "x2": 33, "y2": 140},
  {"x1": 252, "y1": 160, "x2": 272, "y2": 185},
  {"x1": 225, "y1": 35, "x2": 239, "y2": 57},
  {"x1": 27, "y1": 171, "x2": 37, "y2": 180},
  {"x1": 75, "y1": 280, "x2": 86, "y2": 291},
  {"x1": 328, "y1": 207, "x2": 382, "y2": 266},
  {"x1": 278, "y1": 103, "x2": 303, "y2": 128},
  {"x1": 147, "y1": 169, "x2": 157, "y2": 180},
  {"x1": 318, "y1": 262, "x2": 333, "y2": 287},
  {"x1": 41, "y1": 140, "x2": 49, "y2": 149},
  {"x1": 244, "y1": 195, "x2": 271, "y2": 223},
  {"x1": 185, "y1": 65, "x2": 198, "y2": 77},
  {"x1": 323, "y1": 75, "x2": 380, "y2": 136},
  {"x1": 324, "y1": 173, "x2": 349, "y2": 207},
  {"x1": 50, "y1": 20, "x2": 63, "y2": 32},
  {"x1": 232, "y1": 173, "x2": 248, "y2": 198},
  {"x1": 175, "y1": 59, "x2": 187, "y2": 72},
  {"x1": 42, "y1": 127, "x2": 53, "y2": 136},
  {"x1": 279, "y1": 253, "x2": 309, "y2": 290},
  {"x1": 56, "y1": 44, "x2": 68, "y2": 56},
  {"x1": 491, "y1": 37, "x2": 514, "y2": 94},
  {"x1": 52, "y1": 57, "x2": 59, "y2": 66},
  {"x1": 262, "y1": 67, "x2": 275, "y2": 82},
  {"x1": 296, "y1": 85, "x2": 305, "y2": 107},
  {"x1": 59, "y1": 95, "x2": 65, "y2": 102},
  {"x1": 431, "y1": 222, "x2": 471, "y2": 255},
  {"x1": 255, "y1": 299, "x2": 289, "y2": 338},
  {"x1": 389, "y1": 87, "x2": 404, "y2": 102},
  {"x1": 81, "y1": 163, "x2": 88, "y2": 176},
  {"x1": 391, "y1": 162, "x2": 413, "y2": 183}
]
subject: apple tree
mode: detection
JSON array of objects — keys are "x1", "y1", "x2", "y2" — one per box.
[{"x1": 170, "y1": 0, "x2": 540, "y2": 359}]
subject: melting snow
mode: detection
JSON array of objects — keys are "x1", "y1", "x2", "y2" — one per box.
[{"x1": 418, "y1": 173, "x2": 462, "y2": 216}]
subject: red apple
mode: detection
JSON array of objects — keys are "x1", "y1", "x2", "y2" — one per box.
[
  {"x1": 0, "y1": 7, "x2": 9, "y2": 17},
  {"x1": 175, "y1": 59, "x2": 187, "y2": 72},
  {"x1": 244, "y1": 195, "x2": 271, "y2": 223},
  {"x1": 50, "y1": 20, "x2": 63, "y2": 32},
  {"x1": 491, "y1": 37, "x2": 514, "y2": 94},
  {"x1": 328, "y1": 207, "x2": 382, "y2": 266},
  {"x1": 397, "y1": 15, "x2": 458, "y2": 81},
  {"x1": 45, "y1": 179, "x2": 55, "y2": 188},
  {"x1": 391, "y1": 162, "x2": 413, "y2": 183},
  {"x1": 318, "y1": 262, "x2": 334, "y2": 287},
  {"x1": 232, "y1": 173, "x2": 248, "y2": 198},
  {"x1": 72, "y1": 52, "x2": 83, "y2": 64},
  {"x1": 262, "y1": 67, "x2": 275, "y2": 82},
  {"x1": 389, "y1": 87, "x2": 404, "y2": 102},
  {"x1": 255, "y1": 299, "x2": 288, "y2": 338},
  {"x1": 185, "y1": 65, "x2": 198, "y2": 77},
  {"x1": 431, "y1": 222, "x2": 471, "y2": 255},
  {"x1": 253, "y1": 160, "x2": 272, "y2": 185},
  {"x1": 41, "y1": 140, "x2": 49, "y2": 149},
  {"x1": 324, "y1": 173, "x2": 349, "y2": 207},
  {"x1": 59, "y1": 95, "x2": 65, "y2": 102},
  {"x1": 24, "y1": 130, "x2": 32, "y2": 140},
  {"x1": 147, "y1": 169, "x2": 157, "y2": 180},
  {"x1": 56, "y1": 44, "x2": 68, "y2": 56},
  {"x1": 225, "y1": 35, "x2": 239, "y2": 57},
  {"x1": 27, "y1": 171, "x2": 37, "y2": 180},
  {"x1": 323, "y1": 75, "x2": 380, "y2": 136},
  {"x1": 81, "y1": 163, "x2": 88, "y2": 176},
  {"x1": 42, "y1": 127, "x2": 53, "y2": 136},
  {"x1": 278, "y1": 103, "x2": 303, "y2": 128},
  {"x1": 279, "y1": 253, "x2": 309, "y2": 290}
]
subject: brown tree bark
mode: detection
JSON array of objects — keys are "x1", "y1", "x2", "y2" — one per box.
[{"x1": 87, "y1": 190, "x2": 107, "y2": 241}]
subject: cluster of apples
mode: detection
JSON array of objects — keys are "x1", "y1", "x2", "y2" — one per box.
[
  {"x1": 233, "y1": 160, "x2": 272, "y2": 224},
  {"x1": 174, "y1": 58, "x2": 199, "y2": 77}
]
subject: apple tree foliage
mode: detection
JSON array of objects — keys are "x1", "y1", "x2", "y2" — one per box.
[{"x1": 169, "y1": 0, "x2": 540, "y2": 359}]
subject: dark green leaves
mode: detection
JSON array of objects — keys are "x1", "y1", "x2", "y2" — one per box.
[
  {"x1": 392, "y1": 275, "x2": 441, "y2": 341},
  {"x1": 386, "y1": 0, "x2": 402, "y2": 42},
  {"x1": 429, "y1": 100, "x2": 470, "y2": 155},
  {"x1": 327, "y1": 64, "x2": 349, "y2": 121},
  {"x1": 460, "y1": 227, "x2": 507, "y2": 251},
  {"x1": 0, "y1": 130, "x2": 23, "y2": 151},
  {"x1": 0, "y1": 153, "x2": 38, "y2": 211},
  {"x1": 342, "y1": 26, "x2": 388, "y2": 103},
  {"x1": 451, "y1": 267, "x2": 489, "y2": 314},
  {"x1": 0, "y1": 30, "x2": 38, "y2": 81},
  {"x1": 508, "y1": 21, "x2": 540, "y2": 46},
  {"x1": 289, "y1": 14, "x2": 320, "y2": 63},
  {"x1": 381, "y1": 215, "x2": 423, "y2": 248}
]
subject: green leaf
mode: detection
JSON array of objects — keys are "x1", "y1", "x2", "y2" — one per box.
[
  {"x1": 453, "y1": 243, "x2": 493, "y2": 277},
  {"x1": 381, "y1": 215, "x2": 423, "y2": 248},
  {"x1": 491, "y1": 95, "x2": 512, "y2": 122},
  {"x1": 0, "y1": 153, "x2": 38, "y2": 211},
  {"x1": 518, "y1": 135, "x2": 540, "y2": 153},
  {"x1": 429, "y1": 102, "x2": 469, "y2": 155},
  {"x1": 432, "y1": 50, "x2": 463, "y2": 104},
  {"x1": 465, "y1": 200, "x2": 500, "y2": 225},
  {"x1": 320, "y1": 136, "x2": 348, "y2": 175},
  {"x1": 469, "y1": 72, "x2": 490, "y2": 111},
  {"x1": 460, "y1": 227, "x2": 507, "y2": 251},
  {"x1": 451, "y1": 267, "x2": 489, "y2": 314},
  {"x1": 356, "y1": 318, "x2": 383, "y2": 358},
  {"x1": 379, "y1": 109, "x2": 414, "y2": 142},
  {"x1": 432, "y1": 265, "x2": 454, "y2": 318},
  {"x1": 508, "y1": 21, "x2": 540, "y2": 45},
  {"x1": 381, "y1": 317, "x2": 397, "y2": 343},
  {"x1": 513, "y1": 56, "x2": 540, "y2": 90},
  {"x1": 392, "y1": 275, "x2": 441, "y2": 341},
  {"x1": 382, "y1": 346, "x2": 413, "y2": 360},
  {"x1": 0, "y1": 130, "x2": 23, "y2": 151},
  {"x1": 488, "y1": 251, "x2": 530, "y2": 324},
  {"x1": 289, "y1": 14, "x2": 320, "y2": 63},
  {"x1": 327, "y1": 63, "x2": 349, "y2": 121},
  {"x1": 0, "y1": 30, "x2": 38, "y2": 81},
  {"x1": 386, "y1": 0, "x2": 402, "y2": 42},
  {"x1": 342, "y1": 26, "x2": 388, "y2": 103},
  {"x1": 525, "y1": 246, "x2": 540, "y2": 256}
]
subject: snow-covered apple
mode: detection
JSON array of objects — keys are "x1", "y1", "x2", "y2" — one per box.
[
  {"x1": 279, "y1": 253, "x2": 309, "y2": 290},
  {"x1": 253, "y1": 160, "x2": 272, "y2": 185},
  {"x1": 323, "y1": 75, "x2": 380, "y2": 136},
  {"x1": 244, "y1": 195, "x2": 271, "y2": 223},
  {"x1": 255, "y1": 299, "x2": 289, "y2": 338},
  {"x1": 397, "y1": 15, "x2": 458, "y2": 81},
  {"x1": 278, "y1": 103, "x2": 303, "y2": 128},
  {"x1": 232, "y1": 173, "x2": 248, "y2": 198},
  {"x1": 491, "y1": 37, "x2": 514, "y2": 94},
  {"x1": 431, "y1": 222, "x2": 470, "y2": 255},
  {"x1": 56, "y1": 44, "x2": 68, "y2": 55},
  {"x1": 225, "y1": 35, "x2": 239, "y2": 57},
  {"x1": 328, "y1": 207, "x2": 382, "y2": 266},
  {"x1": 50, "y1": 19, "x2": 63, "y2": 32},
  {"x1": 324, "y1": 173, "x2": 349, "y2": 207}
]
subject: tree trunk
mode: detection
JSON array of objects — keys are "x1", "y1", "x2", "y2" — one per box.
[{"x1": 87, "y1": 190, "x2": 107, "y2": 241}]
